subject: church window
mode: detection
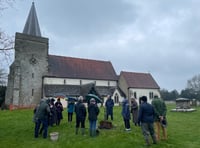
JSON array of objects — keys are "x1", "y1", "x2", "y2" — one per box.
[
  {"x1": 149, "y1": 92, "x2": 153, "y2": 99},
  {"x1": 134, "y1": 92, "x2": 137, "y2": 98},
  {"x1": 129, "y1": 90, "x2": 133, "y2": 98},
  {"x1": 32, "y1": 73, "x2": 34, "y2": 78},
  {"x1": 114, "y1": 94, "x2": 119, "y2": 103}
]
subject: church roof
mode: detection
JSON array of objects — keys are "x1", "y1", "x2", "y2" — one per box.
[
  {"x1": 23, "y1": 2, "x2": 41, "y2": 37},
  {"x1": 48, "y1": 55, "x2": 118, "y2": 81},
  {"x1": 120, "y1": 71, "x2": 160, "y2": 89}
]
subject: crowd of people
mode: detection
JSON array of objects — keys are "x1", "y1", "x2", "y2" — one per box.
[
  {"x1": 33, "y1": 94, "x2": 167, "y2": 146},
  {"x1": 33, "y1": 98, "x2": 64, "y2": 138}
]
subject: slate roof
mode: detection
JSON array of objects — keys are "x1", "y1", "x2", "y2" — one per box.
[
  {"x1": 44, "y1": 85, "x2": 81, "y2": 97},
  {"x1": 120, "y1": 71, "x2": 160, "y2": 89},
  {"x1": 48, "y1": 55, "x2": 118, "y2": 80},
  {"x1": 44, "y1": 84, "x2": 118, "y2": 98},
  {"x1": 23, "y1": 2, "x2": 41, "y2": 37}
]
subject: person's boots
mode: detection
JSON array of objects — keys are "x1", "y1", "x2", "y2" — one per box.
[
  {"x1": 81, "y1": 128, "x2": 85, "y2": 135},
  {"x1": 152, "y1": 134, "x2": 157, "y2": 144},
  {"x1": 145, "y1": 138, "x2": 150, "y2": 146},
  {"x1": 75, "y1": 128, "x2": 78, "y2": 135}
]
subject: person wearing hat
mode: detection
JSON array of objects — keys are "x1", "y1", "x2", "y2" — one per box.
[
  {"x1": 75, "y1": 96, "x2": 87, "y2": 135},
  {"x1": 138, "y1": 96, "x2": 157, "y2": 146},
  {"x1": 88, "y1": 98, "x2": 100, "y2": 137},
  {"x1": 49, "y1": 98, "x2": 57, "y2": 126},
  {"x1": 34, "y1": 98, "x2": 50, "y2": 138}
]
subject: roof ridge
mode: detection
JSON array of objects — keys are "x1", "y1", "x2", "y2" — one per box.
[{"x1": 49, "y1": 54, "x2": 110, "y2": 63}]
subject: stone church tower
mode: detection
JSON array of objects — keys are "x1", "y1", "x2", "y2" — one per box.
[{"x1": 5, "y1": 2, "x2": 49, "y2": 108}]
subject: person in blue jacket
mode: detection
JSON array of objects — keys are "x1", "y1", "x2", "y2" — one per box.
[
  {"x1": 138, "y1": 96, "x2": 157, "y2": 146},
  {"x1": 67, "y1": 100, "x2": 75, "y2": 123},
  {"x1": 105, "y1": 95, "x2": 114, "y2": 120},
  {"x1": 121, "y1": 97, "x2": 131, "y2": 131}
]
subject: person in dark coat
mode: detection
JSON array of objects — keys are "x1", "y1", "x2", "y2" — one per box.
[
  {"x1": 121, "y1": 97, "x2": 131, "y2": 131},
  {"x1": 34, "y1": 98, "x2": 50, "y2": 138},
  {"x1": 75, "y1": 96, "x2": 87, "y2": 135},
  {"x1": 55, "y1": 98, "x2": 63, "y2": 125},
  {"x1": 105, "y1": 95, "x2": 114, "y2": 120},
  {"x1": 49, "y1": 98, "x2": 57, "y2": 126},
  {"x1": 131, "y1": 97, "x2": 139, "y2": 126},
  {"x1": 88, "y1": 98, "x2": 100, "y2": 137},
  {"x1": 138, "y1": 96, "x2": 157, "y2": 146}
]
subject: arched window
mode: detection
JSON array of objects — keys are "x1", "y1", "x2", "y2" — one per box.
[{"x1": 114, "y1": 94, "x2": 119, "y2": 103}]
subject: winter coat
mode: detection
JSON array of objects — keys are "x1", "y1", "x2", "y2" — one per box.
[
  {"x1": 34, "y1": 99, "x2": 50, "y2": 121},
  {"x1": 55, "y1": 101, "x2": 63, "y2": 120},
  {"x1": 121, "y1": 99, "x2": 131, "y2": 120},
  {"x1": 151, "y1": 98, "x2": 167, "y2": 121},
  {"x1": 88, "y1": 103, "x2": 100, "y2": 121},
  {"x1": 138, "y1": 102, "x2": 155, "y2": 123},
  {"x1": 75, "y1": 101, "x2": 87, "y2": 121},
  {"x1": 105, "y1": 98, "x2": 114, "y2": 115},
  {"x1": 131, "y1": 100, "x2": 138, "y2": 123},
  {"x1": 67, "y1": 102, "x2": 75, "y2": 113}
]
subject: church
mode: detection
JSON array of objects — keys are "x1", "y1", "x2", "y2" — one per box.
[{"x1": 5, "y1": 2, "x2": 160, "y2": 109}]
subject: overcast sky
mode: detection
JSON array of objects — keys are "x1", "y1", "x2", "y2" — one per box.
[{"x1": 1, "y1": 0, "x2": 200, "y2": 92}]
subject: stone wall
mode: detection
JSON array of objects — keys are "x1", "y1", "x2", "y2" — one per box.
[{"x1": 5, "y1": 33, "x2": 49, "y2": 107}]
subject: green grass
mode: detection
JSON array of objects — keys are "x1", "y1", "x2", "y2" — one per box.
[{"x1": 0, "y1": 104, "x2": 200, "y2": 148}]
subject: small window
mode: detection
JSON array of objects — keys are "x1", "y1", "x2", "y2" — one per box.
[
  {"x1": 149, "y1": 92, "x2": 154, "y2": 99},
  {"x1": 134, "y1": 92, "x2": 137, "y2": 98},
  {"x1": 114, "y1": 94, "x2": 119, "y2": 103},
  {"x1": 108, "y1": 81, "x2": 110, "y2": 86},
  {"x1": 32, "y1": 73, "x2": 34, "y2": 78},
  {"x1": 32, "y1": 89, "x2": 34, "y2": 96}
]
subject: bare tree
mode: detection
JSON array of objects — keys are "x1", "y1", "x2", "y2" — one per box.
[
  {"x1": 0, "y1": 0, "x2": 15, "y2": 72},
  {"x1": 0, "y1": 0, "x2": 16, "y2": 87},
  {"x1": 0, "y1": 0, "x2": 15, "y2": 12},
  {"x1": 0, "y1": 0, "x2": 15, "y2": 51},
  {"x1": 0, "y1": 68, "x2": 7, "y2": 85},
  {"x1": 187, "y1": 74, "x2": 200, "y2": 91}
]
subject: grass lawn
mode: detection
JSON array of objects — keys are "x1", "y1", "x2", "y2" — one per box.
[{"x1": 0, "y1": 104, "x2": 200, "y2": 148}]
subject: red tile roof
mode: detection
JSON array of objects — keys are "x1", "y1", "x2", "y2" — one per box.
[
  {"x1": 48, "y1": 55, "x2": 118, "y2": 80},
  {"x1": 120, "y1": 71, "x2": 160, "y2": 89}
]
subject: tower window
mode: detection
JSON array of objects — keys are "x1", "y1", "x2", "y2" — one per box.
[{"x1": 32, "y1": 89, "x2": 34, "y2": 96}]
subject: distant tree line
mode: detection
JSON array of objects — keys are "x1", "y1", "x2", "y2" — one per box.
[{"x1": 161, "y1": 74, "x2": 200, "y2": 101}]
